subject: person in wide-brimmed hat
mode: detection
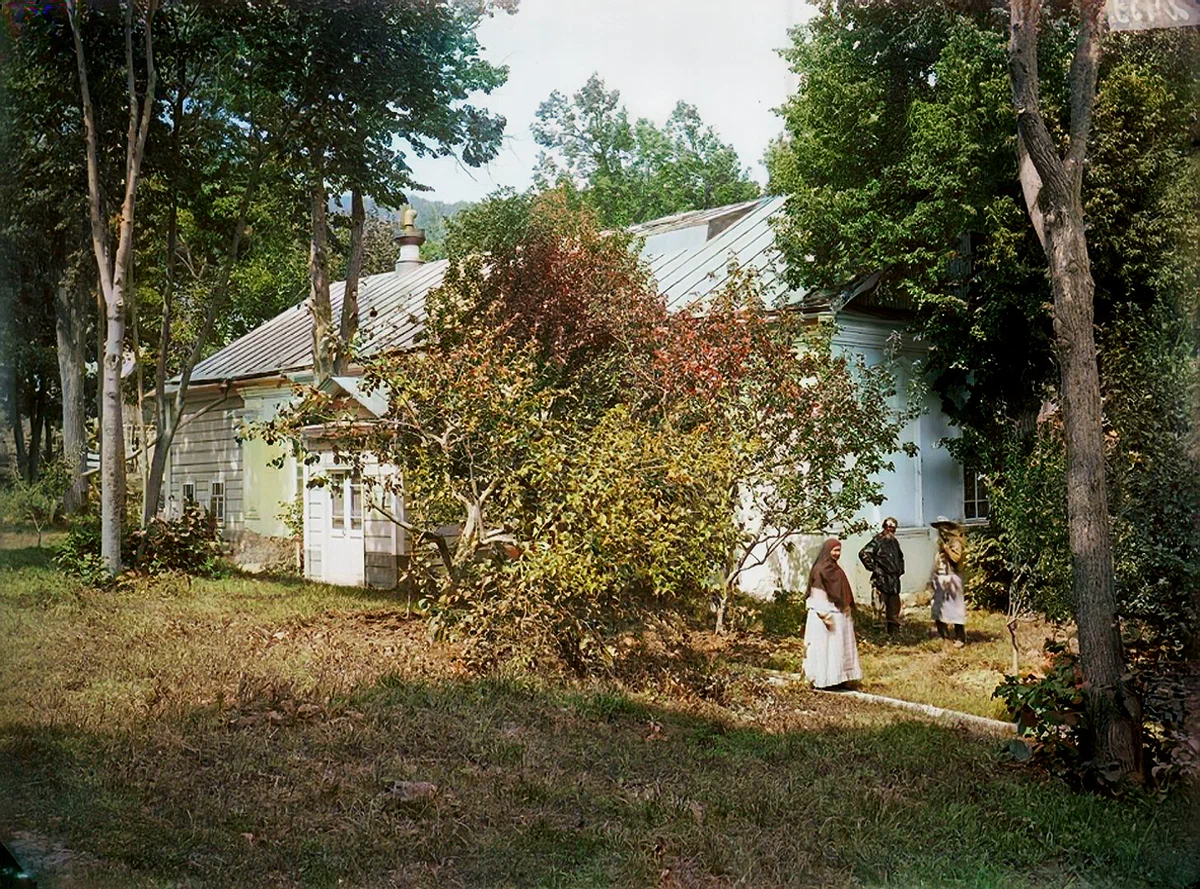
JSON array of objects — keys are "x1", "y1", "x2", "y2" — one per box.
[{"x1": 929, "y1": 516, "x2": 967, "y2": 646}]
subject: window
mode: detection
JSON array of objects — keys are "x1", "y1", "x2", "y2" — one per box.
[
  {"x1": 182, "y1": 482, "x2": 196, "y2": 505},
  {"x1": 210, "y1": 482, "x2": 226, "y2": 524},
  {"x1": 349, "y1": 476, "x2": 363, "y2": 531},
  {"x1": 331, "y1": 477, "x2": 346, "y2": 531},
  {"x1": 964, "y1": 469, "x2": 990, "y2": 522},
  {"x1": 329, "y1": 471, "x2": 363, "y2": 532}
]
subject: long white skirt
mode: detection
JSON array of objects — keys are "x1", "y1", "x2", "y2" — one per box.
[{"x1": 803, "y1": 588, "x2": 863, "y2": 689}]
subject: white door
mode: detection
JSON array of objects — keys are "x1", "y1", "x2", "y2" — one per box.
[{"x1": 323, "y1": 471, "x2": 365, "y2": 586}]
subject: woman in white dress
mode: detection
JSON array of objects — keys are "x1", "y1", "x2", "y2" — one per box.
[{"x1": 803, "y1": 538, "x2": 863, "y2": 688}]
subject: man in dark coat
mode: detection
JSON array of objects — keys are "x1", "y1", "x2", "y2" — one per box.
[{"x1": 858, "y1": 517, "x2": 906, "y2": 636}]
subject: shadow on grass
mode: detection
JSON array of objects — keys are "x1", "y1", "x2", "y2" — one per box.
[
  {"x1": 0, "y1": 544, "x2": 56, "y2": 572},
  {"x1": 2, "y1": 673, "x2": 1195, "y2": 889}
]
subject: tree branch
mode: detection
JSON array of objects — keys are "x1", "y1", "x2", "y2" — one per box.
[
  {"x1": 1065, "y1": 0, "x2": 1105, "y2": 183},
  {"x1": 65, "y1": 0, "x2": 115, "y2": 301},
  {"x1": 1008, "y1": 0, "x2": 1068, "y2": 201}
]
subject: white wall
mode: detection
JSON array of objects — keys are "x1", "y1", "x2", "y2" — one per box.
[{"x1": 737, "y1": 312, "x2": 963, "y2": 602}]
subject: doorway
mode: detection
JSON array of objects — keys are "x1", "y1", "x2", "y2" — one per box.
[{"x1": 323, "y1": 470, "x2": 364, "y2": 585}]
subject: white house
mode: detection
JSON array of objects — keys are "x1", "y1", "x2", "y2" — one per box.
[{"x1": 164, "y1": 197, "x2": 981, "y2": 600}]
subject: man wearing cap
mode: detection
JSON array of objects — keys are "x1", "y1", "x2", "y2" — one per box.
[
  {"x1": 858, "y1": 517, "x2": 905, "y2": 637},
  {"x1": 930, "y1": 516, "x2": 968, "y2": 647}
]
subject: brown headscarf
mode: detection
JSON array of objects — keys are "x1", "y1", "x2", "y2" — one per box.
[{"x1": 808, "y1": 537, "x2": 854, "y2": 612}]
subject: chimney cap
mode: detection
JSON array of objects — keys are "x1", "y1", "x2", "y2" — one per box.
[{"x1": 394, "y1": 206, "x2": 425, "y2": 248}]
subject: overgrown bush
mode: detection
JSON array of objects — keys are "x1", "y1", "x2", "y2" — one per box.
[
  {"x1": 53, "y1": 516, "x2": 111, "y2": 587},
  {"x1": 55, "y1": 505, "x2": 224, "y2": 583},
  {"x1": 963, "y1": 527, "x2": 1009, "y2": 611},
  {"x1": 1, "y1": 461, "x2": 71, "y2": 544},
  {"x1": 994, "y1": 642, "x2": 1087, "y2": 782},
  {"x1": 995, "y1": 639, "x2": 1197, "y2": 792},
  {"x1": 985, "y1": 425, "x2": 1074, "y2": 623},
  {"x1": 1100, "y1": 306, "x2": 1200, "y2": 657},
  {"x1": 127, "y1": 506, "x2": 224, "y2": 576}
]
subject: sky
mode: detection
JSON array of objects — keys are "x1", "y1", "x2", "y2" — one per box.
[{"x1": 406, "y1": 0, "x2": 817, "y2": 204}]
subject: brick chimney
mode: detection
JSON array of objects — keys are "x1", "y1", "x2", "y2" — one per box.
[{"x1": 394, "y1": 207, "x2": 425, "y2": 273}]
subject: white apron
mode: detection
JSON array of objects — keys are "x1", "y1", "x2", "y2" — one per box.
[{"x1": 803, "y1": 587, "x2": 863, "y2": 689}]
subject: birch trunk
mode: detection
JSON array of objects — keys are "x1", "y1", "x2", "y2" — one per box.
[{"x1": 68, "y1": 0, "x2": 159, "y2": 574}]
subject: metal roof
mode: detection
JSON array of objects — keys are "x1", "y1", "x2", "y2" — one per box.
[
  {"x1": 184, "y1": 195, "x2": 824, "y2": 385},
  {"x1": 187, "y1": 262, "x2": 448, "y2": 383}
]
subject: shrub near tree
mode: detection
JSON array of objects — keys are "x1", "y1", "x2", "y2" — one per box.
[
  {"x1": 265, "y1": 189, "x2": 908, "y2": 670},
  {"x1": 655, "y1": 267, "x2": 910, "y2": 632}
]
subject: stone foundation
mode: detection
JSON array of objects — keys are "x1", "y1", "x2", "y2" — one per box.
[{"x1": 230, "y1": 530, "x2": 300, "y2": 575}]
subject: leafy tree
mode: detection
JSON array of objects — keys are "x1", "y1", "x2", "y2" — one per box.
[
  {"x1": 264, "y1": 187, "x2": 909, "y2": 663},
  {"x1": 240, "y1": 0, "x2": 515, "y2": 381},
  {"x1": 656, "y1": 267, "x2": 910, "y2": 631},
  {"x1": 770, "y1": 0, "x2": 1198, "y2": 785},
  {"x1": 63, "y1": 0, "x2": 160, "y2": 574},
  {"x1": 533, "y1": 74, "x2": 760, "y2": 227},
  {"x1": 1, "y1": 1, "x2": 127, "y2": 508},
  {"x1": 263, "y1": 189, "x2": 730, "y2": 669}
]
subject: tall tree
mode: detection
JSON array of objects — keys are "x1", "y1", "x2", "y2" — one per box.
[
  {"x1": 533, "y1": 74, "x2": 761, "y2": 227},
  {"x1": 769, "y1": 0, "x2": 1195, "y2": 783},
  {"x1": 66, "y1": 0, "x2": 159, "y2": 572},
  {"x1": 136, "y1": 0, "x2": 288, "y2": 526},
  {"x1": 1007, "y1": 0, "x2": 1140, "y2": 782},
  {"x1": 1, "y1": 4, "x2": 117, "y2": 508},
  {"x1": 245, "y1": 0, "x2": 514, "y2": 384}
]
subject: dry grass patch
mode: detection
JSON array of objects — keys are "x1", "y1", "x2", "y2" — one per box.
[
  {"x1": 744, "y1": 595, "x2": 1063, "y2": 718},
  {"x1": 1, "y1": 543, "x2": 1195, "y2": 889}
]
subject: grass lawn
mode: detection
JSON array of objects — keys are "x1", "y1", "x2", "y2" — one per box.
[
  {"x1": 1, "y1": 535, "x2": 1196, "y2": 888},
  {"x1": 749, "y1": 597, "x2": 1061, "y2": 720}
]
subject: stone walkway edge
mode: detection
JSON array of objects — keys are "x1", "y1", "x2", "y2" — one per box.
[{"x1": 756, "y1": 668, "x2": 1016, "y2": 735}]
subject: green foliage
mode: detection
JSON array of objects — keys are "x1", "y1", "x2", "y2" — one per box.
[
  {"x1": 962, "y1": 527, "x2": 1009, "y2": 612},
  {"x1": 984, "y1": 425, "x2": 1074, "y2": 623},
  {"x1": 770, "y1": 5, "x2": 1198, "y2": 456},
  {"x1": 1100, "y1": 305, "x2": 1200, "y2": 656},
  {"x1": 53, "y1": 517, "x2": 111, "y2": 588},
  {"x1": 54, "y1": 506, "x2": 223, "y2": 584},
  {"x1": 532, "y1": 74, "x2": 760, "y2": 227},
  {"x1": 994, "y1": 641, "x2": 1087, "y2": 783},
  {"x1": 2, "y1": 461, "x2": 70, "y2": 545}
]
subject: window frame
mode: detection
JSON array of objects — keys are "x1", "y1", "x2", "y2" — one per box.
[
  {"x1": 963, "y1": 467, "x2": 990, "y2": 523},
  {"x1": 209, "y1": 481, "x2": 226, "y2": 525}
]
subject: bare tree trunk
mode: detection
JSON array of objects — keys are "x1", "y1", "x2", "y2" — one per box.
[
  {"x1": 334, "y1": 190, "x2": 366, "y2": 375},
  {"x1": 309, "y1": 167, "x2": 333, "y2": 383},
  {"x1": 1008, "y1": 0, "x2": 1142, "y2": 782},
  {"x1": 68, "y1": 0, "x2": 159, "y2": 574},
  {"x1": 94, "y1": 283, "x2": 105, "y2": 442},
  {"x1": 130, "y1": 250, "x2": 150, "y2": 514},
  {"x1": 6, "y1": 368, "x2": 26, "y2": 480},
  {"x1": 56, "y1": 271, "x2": 89, "y2": 512},
  {"x1": 43, "y1": 408, "x2": 54, "y2": 466},
  {"x1": 27, "y1": 380, "x2": 45, "y2": 481}
]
